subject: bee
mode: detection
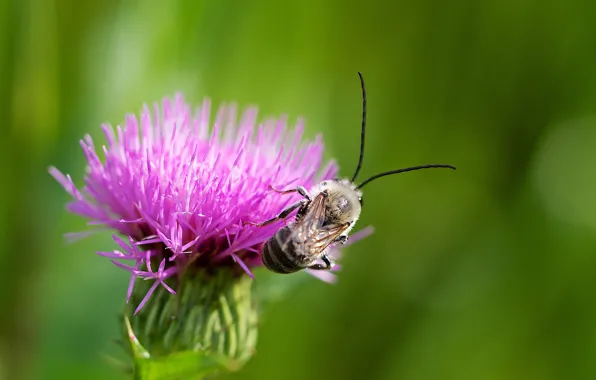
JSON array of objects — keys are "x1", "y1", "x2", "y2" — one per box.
[{"x1": 248, "y1": 72, "x2": 456, "y2": 274}]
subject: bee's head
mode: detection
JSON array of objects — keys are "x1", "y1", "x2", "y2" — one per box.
[{"x1": 316, "y1": 179, "x2": 362, "y2": 226}]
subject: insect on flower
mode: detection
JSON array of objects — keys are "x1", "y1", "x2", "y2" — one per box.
[
  {"x1": 248, "y1": 72, "x2": 456, "y2": 274},
  {"x1": 49, "y1": 93, "x2": 347, "y2": 314}
]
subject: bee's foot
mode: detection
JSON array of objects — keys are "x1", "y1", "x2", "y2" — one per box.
[{"x1": 335, "y1": 235, "x2": 348, "y2": 245}]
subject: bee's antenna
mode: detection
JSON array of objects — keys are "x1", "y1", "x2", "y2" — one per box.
[
  {"x1": 356, "y1": 164, "x2": 456, "y2": 189},
  {"x1": 350, "y1": 72, "x2": 367, "y2": 183}
]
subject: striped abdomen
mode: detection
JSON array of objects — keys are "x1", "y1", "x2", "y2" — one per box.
[{"x1": 262, "y1": 226, "x2": 312, "y2": 274}]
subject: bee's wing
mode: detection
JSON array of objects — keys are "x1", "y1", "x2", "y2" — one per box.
[
  {"x1": 310, "y1": 223, "x2": 350, "y2": 254},
  {"x1": 293, "y1": 192, "x2": 328, "y2": 234},
  {"x1": 292, "y1": 192, "x2": 351, "y2": 257}
]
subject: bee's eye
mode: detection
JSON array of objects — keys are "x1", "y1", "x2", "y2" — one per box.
[
  {"x1": 358, "y1": 197, "x2": 363, "y2": 206},
  {"x1": 321, "y1": 181, "x2": 328, "y2": 186}
]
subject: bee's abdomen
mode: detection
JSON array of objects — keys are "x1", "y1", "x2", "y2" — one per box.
[{"x1": 262, "y1": 227, "x2": 303, "y2": 274}]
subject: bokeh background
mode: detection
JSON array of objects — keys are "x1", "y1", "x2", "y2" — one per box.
[{"x1": 3, "y1": 0, "x2": 596, "y2": 379}]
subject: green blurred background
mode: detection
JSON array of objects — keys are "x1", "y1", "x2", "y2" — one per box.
[{"x1": 3, "y1": 0, "x2": 596, "y2": 379}]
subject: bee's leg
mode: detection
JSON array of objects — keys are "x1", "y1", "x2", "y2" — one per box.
[
  {"x1": 333, "y1": 235, "x2": 348, "y2": 244},
  {"x1": 331, "y1": 223, "x2": 351, "y2": 244},
  {"x1": 269, "y1": 185, "x2": 311, "y2": 201},
  {"x1": 307, "y1": 254, "x2": 333, "y2": 270},
  {"x1": 243, "y1": 200, "x2": 306, "y2": 227}
]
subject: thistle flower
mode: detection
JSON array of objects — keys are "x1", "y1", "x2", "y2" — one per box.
[{"x1": 49, "y1": 94, "x2": 362, "y2": 376}]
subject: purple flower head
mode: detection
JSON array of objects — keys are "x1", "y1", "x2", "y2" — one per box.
[{"x1": 49, "y1": 94, "x2": 361, "y2": 314}]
